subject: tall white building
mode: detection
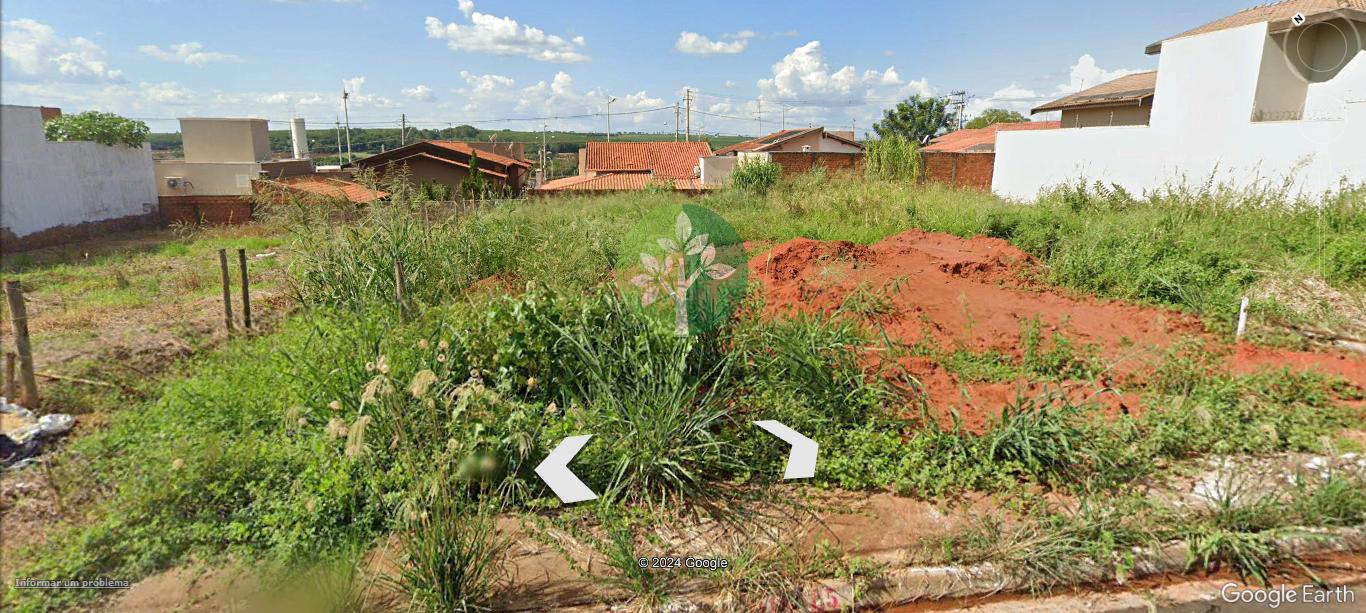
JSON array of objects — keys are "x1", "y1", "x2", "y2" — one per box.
[{"x1": 993, "y1": 0, "x2": 1366, "y2": 199}]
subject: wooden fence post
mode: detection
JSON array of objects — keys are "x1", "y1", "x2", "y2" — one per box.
[
  {"x1": 218, "y1": 249, "x2": 234, "y2": 332},
  {"x1": 238, "y1": 248, "x2": 252, "y2": 330},
  {"x1": 4, "y1": 281, "x2": 40, "y2": 406},
  {"x1": 5, "y1": 352, "x2": 16, "y2": 401}
]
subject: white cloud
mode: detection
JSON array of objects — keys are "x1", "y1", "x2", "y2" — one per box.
[
  {"x1": 724, "y1": 80, "x2": 737, "y2": 88},
  {"x1": 1, "y1": 18, "x2": 124, "y2": 82},
  {"x1": 758, "y1": 41, "x2": 915, "y2": 104},
  {"x1": 138, "y1": 42, "x2": 241, "y2": 66},
  {"x1": 1060, "y1": 53, "x2": 1141, "y2": 94},
  {"x1": 402, "y1": 84, "x2": 435, "y2": 101},
  {"x1": 963, "y1": 54, "x2": 1144, "y2": 120},
  {"x1": 451, "y1": 70, "x2": 665, "y2": 129},
  {"x1": 424, "y1": 1, "x2": 588, "y2": 63},
  {"x1": 140, "y1": 81, "x2": 195, "y2": 104},
  {"x1": 676, "y1": 31, "x2": 754, "y2": 55}
]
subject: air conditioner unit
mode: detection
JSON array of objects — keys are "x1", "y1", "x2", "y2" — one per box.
[
  {"x1": 801, "y1": 145, "x2": 812, "y2": 152},
  {"x1": 165, "y1": 177, "x2": 184, "y2": 189}
]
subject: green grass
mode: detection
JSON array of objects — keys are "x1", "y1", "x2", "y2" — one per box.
[{"x1": 6, "y1": 172, "x2": 1364, "y2": 611}]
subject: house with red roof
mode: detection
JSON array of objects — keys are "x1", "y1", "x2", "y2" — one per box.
[
  {"x1": 703, "y1": 127, "x2": 863, "y2": 185},
  {"x1": 920, "y1": 121, "x2": 1060, "y2": 190},
  {"x1": 536, "y1": 141, "x2": 712, "y2": 194},
  {"x1": 346, "y1": 140, "x2": 533, "y2": 196}
]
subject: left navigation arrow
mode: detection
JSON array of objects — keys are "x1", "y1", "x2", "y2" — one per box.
[{"x1": 535, "y1": 435, "x2": 598, "y2": 504}]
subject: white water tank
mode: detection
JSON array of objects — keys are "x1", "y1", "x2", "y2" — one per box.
[{"x1": 290, "y1": 117, "x2": 308, "y2": 159}]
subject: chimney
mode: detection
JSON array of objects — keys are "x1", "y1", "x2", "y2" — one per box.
[{"x1": 290, "y1": 117, "x2": 309, "y2": 159}]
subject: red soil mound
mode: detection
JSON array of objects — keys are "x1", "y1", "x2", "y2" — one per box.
[{"x1": 749, "y1": 230, "x2": 1366, "y2": 431}]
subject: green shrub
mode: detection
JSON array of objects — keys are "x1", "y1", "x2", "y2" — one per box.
[{"x1": 730, "y1": 160, "x2": 781, "y2": 194}]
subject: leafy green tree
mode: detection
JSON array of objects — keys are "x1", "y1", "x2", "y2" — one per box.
[
  {"x1": 460, "y1": 151, "x2": 490, "y2": 199},
  {"x1": 965, "y1": 109, "x2": 1029, "y2": 130},
  {"x1": 872, "y1": 95, "x2": 953, "y2": 144},
  {"x1": 44, "y1": 111, "x2": 150, "y2": 148}
]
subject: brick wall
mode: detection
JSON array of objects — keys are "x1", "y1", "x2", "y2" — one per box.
[
  {"x1": 159, "y1": 195, "x2": 254, "y2": 225},
  {"x1": 921, "y1": 152, "x2": 995, "y2": 190},
  {"x1": 768, "y1": 151, "x2": 864, "y2": 176}
]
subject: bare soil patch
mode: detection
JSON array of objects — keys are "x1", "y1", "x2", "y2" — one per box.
[{"x1": 749, "y1": 230, "x2": 1366, "y2": 431}]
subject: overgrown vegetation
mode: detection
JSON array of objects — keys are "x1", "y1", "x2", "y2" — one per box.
[
  {"x1": 863, "y1": 133, "x2": 920, "y2": 181},
  {"x1": 6, "y1": 169, "x2": 1363, "y2": 611},
  {"x1": 729, "y1": 159, "x2": 782, "y2": 194}
]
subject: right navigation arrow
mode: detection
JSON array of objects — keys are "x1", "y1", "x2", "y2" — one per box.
[
  {"x1": 754, "y1": 420, "x2": 818, "y2": 480},
  {"x1": 535, "y1": 435, "x2": 598, "y2": 504}
]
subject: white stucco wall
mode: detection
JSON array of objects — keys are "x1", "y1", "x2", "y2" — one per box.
[
  {"x1": 1, "y1": 105, "x2": 158, "y2": 239},
  {"x1": 993, "y1": 22, "x2": 1366, "y2": 200}
]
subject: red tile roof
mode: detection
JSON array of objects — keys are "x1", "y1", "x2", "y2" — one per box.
[
  {"x1": 582, "y1": 142, "x2": 712, "y2": 179},
  {"x1": 427, "y1": 140, "x2": 532, "y2": 168},
  {"x1": 387, "y1": 152, "x2": 509, "y2": 179},
  {"x1": 534, "y1": 172, "x2": 706, "y2": 193},
  {"x1": 271, "y1": 175, "x2": 388, "y2": 203},
  {"x1": 922, "y1": 121, "x2": 1062, "y2": 153},
  {"x1": 713, "y1": 127, "x2": 862, "y2": 156}
]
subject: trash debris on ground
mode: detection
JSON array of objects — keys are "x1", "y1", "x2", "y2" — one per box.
[{"x1": 1, "y1": 397, "x2": 75, "y2": 470}]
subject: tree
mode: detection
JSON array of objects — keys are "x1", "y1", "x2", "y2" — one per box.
[
  {"x1": 872, "y1": 95, "x2": 954, "y2": 144},
  {"x1": 965, "y1": 109, "x2": 1029, "y2": 130},
  {"x1": 44, "y1": 111, "x2": 150, "y2": 148},
  {"x1": 459, "y1": 151, "x2": 490, "y2": 199}
]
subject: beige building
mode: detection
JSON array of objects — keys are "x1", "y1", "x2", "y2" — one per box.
[
  {"x1": 154, "y1": 117, "x2": 312, "y2": 224},
  {"x1": 713, "y1": 127, "x2": 862, "y2": 156},
  {"x1": 155, "y1": 118, "x2": 311, "y2": 198},
  {"x1": 1032, "y1": 71, "x2": 1157, "y2": 128}
]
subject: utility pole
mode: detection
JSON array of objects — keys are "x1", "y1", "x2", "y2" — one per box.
[
  {"x1": 684, "y1": 89, "x2": 692, "y2": 142},
  {"x1": 674, "y1": 102, "x2": 680, "y2": 141},
  {"x1": 335, "y1": 118, "x2": 343, "y2": 163},
  {"x1": 541, "y1": 123, "x2": 548, "y2": 185},
  {"x1": 606, "y1": 96, "x2": 616, "y2": 142},
  {"x1": 948, "y1": 91, "x2": 967, "y2": 131},
  {"x1": 400, "y1": 113, "x2": 407, "y2": 146},
  {"x1": 781, "y1": 106, "x2": 789, "y2": 130},
  {"x1": 341, "y1": 85, "x2": 353, "y2": 164}
]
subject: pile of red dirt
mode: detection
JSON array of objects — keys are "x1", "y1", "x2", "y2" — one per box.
[{"x1": 748, "y1": 230, "x2": 1366, "y2": 431}]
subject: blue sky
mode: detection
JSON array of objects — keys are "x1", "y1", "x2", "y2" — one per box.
[{"x1": 1, "y1": 0, "x2": 1255, "y2": 135}]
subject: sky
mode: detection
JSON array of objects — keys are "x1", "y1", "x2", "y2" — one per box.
[{"x1": 0, "y1": 0, "x2": 1258, "y2": 137}]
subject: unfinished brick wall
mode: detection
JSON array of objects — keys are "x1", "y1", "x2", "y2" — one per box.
[
  {"x1": 159, "y1": 195, "x2": 254, "y2": 225},
  {"x1": 921, "y1": 152, "x2": 996, "y2": 190},
  {"x1": 768, "y1": 152, "x2": 864, "y2": 176}
]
